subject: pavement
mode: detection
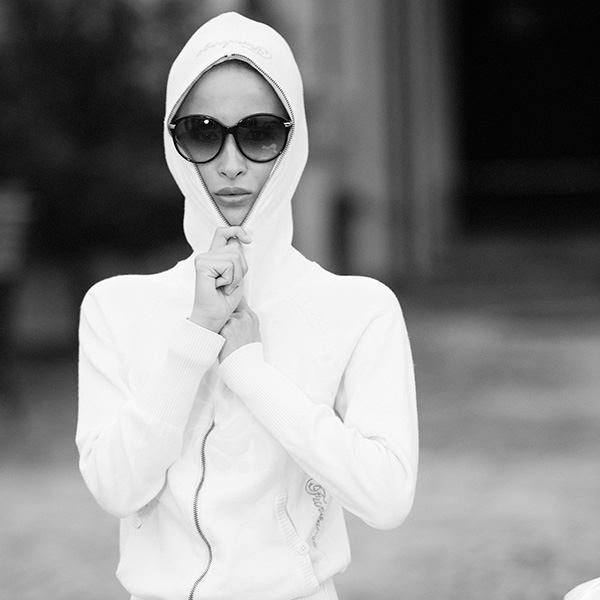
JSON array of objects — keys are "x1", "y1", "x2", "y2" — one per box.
[{"x1": 1, "y1": 243, "x2": 600, "y2": 600}]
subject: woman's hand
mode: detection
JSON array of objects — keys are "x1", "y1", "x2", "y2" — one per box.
[
  {"x1": 189, "y1": 226, "x2": 252, "y2": 332},
  {"x1": 219, "y1": 297, "x2": 261, "y2": 361}
]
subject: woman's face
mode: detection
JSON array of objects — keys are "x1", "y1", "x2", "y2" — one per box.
[{"x1": 177, "y1": 62, "x2": 288, "y2": 226}]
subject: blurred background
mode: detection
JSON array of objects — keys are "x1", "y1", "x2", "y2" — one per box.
[{"x1": 0, "y1": 0, "x2": 599, "y2": 598}]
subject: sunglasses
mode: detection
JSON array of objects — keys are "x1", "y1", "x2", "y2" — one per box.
[{"x1": 169, "y1": 113, "x2": 292, "y2": 164}]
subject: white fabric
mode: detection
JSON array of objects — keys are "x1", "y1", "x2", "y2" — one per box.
[
  {"x1": 565, "y1": 578, "x2": 600, "y2": 600},
  {"x1": 131, "y1": 577, "x2": 338, "y2": 600},
  {"x1": 76, "y1": 11, "x2": 418, "y2": 600},
  {"x1": 295, "y1": 578, "x2": 338, "y2": 600}
]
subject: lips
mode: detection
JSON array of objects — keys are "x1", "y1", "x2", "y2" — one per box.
[{"x1": 215, "y1": 187, "x2": 252, "y2": 197}]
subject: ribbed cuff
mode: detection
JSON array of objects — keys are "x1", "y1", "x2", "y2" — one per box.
[
  {"x1": 134, "y1": 318, "x2": 224, "y2": 427},
  {"x1": 217, "y1": 343, "x2": 310, "y2": 437}
]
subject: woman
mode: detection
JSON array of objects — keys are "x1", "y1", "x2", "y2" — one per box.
[{"x1": 76, "y1": 12, "x2": 418, "y2": 600}]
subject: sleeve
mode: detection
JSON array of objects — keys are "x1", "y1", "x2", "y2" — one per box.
[
  {"x1": 217, "y1": 288, "x2": 418, "y2": 530},
  {"x1": 76, "y1": 288, "x2": 224, "y2": 518}
]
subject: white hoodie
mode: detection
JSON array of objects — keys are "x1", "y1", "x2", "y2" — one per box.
[{"x1": 77, "y1": 12, "x2": 418, "y2": 600}]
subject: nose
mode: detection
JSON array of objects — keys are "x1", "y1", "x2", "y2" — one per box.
[{"x1": 217, "y1": 133, "x2": 246, "y2": 178}]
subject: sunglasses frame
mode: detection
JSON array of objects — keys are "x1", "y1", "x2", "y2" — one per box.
[{"x1": 169, "y1": 112, "x2": 292, "y2": 164}]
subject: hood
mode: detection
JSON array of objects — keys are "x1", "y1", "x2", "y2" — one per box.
[{"x1": 164, "y1": 12, "x2": 310, "y2": 307}]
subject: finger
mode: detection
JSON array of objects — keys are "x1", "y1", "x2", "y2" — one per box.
[
  {"x1": 195, "y1": 252, "x2": 246, "y2": 294},
  {"x1": 223, "y1": 311, "x2": 242, "y2": 326},
  {"x1": 235, "y1": 296, "x2": 249, "y2": 312},
  {"x1": 233, "y1": 297, "x2": 258, "y2": 320},
  {"x1": 217, "y1": 242, "x2": 248, "y2": 294},
  {"x1": 209, "y1": 261, "x2": 235, "y2": 289},
  {"x1": 201, "y1": 245, "x2": 248, "y2": 277},
  {"x1": 210, "y1": 226, "x2": 252, "y2": 251},
  {"x1": 207, "y1": 236, "x2": 249, "y2": 294},
  {"x1": 221, "y1": 251, "x2": 246, "y2": 295},
  {"x1": 196, "y1": 258, "x2": 236, "y2": 289},
  {"x1": 222, "y1": 238, "x2": 248, "y2": 281}
]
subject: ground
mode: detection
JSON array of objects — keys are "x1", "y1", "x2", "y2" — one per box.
[{"x1": 1, "y1": 255, "x2": 599, "y2": 600}]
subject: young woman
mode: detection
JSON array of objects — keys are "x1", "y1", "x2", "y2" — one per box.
[{"x1": 76, "y1": 12, "x2": 418, "y2": 600}]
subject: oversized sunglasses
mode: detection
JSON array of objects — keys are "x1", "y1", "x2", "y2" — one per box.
[{"x1": 169, "y1": 113, "x2": 292, "y2": 164}]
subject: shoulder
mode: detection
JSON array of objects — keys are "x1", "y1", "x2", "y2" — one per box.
[
  {"x1": 292, "y1": 263, "x2": 403, "y2": 334},
  {"x1": 83, "y1": 271, "x2": 165, "y2": 307},
  {"x1": 81, "y1": 263, "x2": 185, "y2": 328},
  {"x1": 304, "y1": 263, "x2": 400, "y2": 310}
]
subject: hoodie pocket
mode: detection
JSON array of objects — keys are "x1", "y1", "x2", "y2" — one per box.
[
  {"x1": 275, "y1": 494, "x2": 320, "y2": 593},
  {"x1": 120, "y1": 495, "x2": 160, "y2": 558}
]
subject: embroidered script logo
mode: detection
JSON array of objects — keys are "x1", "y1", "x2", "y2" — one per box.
[
  {"x1": 305, "y1": 478, "x2": 328, "y2": 546},
  {"x1": 196, "y1": 40, "x2": 272, "y2": 59}
]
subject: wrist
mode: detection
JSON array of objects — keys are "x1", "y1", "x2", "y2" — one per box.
[{"x1": 188, "y1": 310, "x2": 226, "y2": 333}]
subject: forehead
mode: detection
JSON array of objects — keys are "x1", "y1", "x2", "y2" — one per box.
[{"x1": 177, "y1": 62, "x2": 286, "y2": 123}]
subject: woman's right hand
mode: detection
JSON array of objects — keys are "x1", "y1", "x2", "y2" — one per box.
[{"x1": 189, "y1": 226, "x2": 252, "y2": 332}]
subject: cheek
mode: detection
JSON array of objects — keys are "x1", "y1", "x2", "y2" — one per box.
[
  {"x1": 197, "y1": 164, "x2": 215, "y2": 188},
  {"x1": 251, "y1": 163, "x2": 275, "y2": 188}
]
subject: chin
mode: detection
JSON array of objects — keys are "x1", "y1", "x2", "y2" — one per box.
[
  {"x1": 219, "y1": 204, "x2": 254, "y2": 226},
  {"x1": 221, "y1": 211, "x2": 248, "y2": 226}
]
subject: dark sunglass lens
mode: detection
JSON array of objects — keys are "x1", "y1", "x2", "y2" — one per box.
[
  {"x1": 237, "y1": 116, "x2": 286, "y2": 161},
  {"x1": 175, "y1": 117, "x2": 223, "y2": 162}
]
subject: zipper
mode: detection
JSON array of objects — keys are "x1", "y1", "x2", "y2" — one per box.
[
  {"x1": 168, "y1": 71, "x2": 229, "y2": 227},
  {"x1": 230, "y1": 53, "x2": 295, "y2": 228},
  {"x1": 187, "y1": 419, "x2": 215, "y2": 600},
  {"x1": 167, "y1": 53, "x2": 295, "y2": 229}
]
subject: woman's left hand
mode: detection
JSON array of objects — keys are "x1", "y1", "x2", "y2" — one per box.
[{"x1": 219, "y1": 296, "x2": 261, "y2": 361}]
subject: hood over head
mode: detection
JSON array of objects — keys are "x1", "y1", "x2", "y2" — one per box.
[{"x1": 164, "y1": 12, "x2": 309, "y2": 306}]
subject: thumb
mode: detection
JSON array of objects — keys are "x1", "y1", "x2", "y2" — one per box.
[{"x1": 235, "y1": 296, "x2": 250, "y2": 312}]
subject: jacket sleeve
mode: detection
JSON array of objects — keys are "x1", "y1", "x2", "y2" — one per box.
[
  {"x1": 217, "y1": 287, "x2": 418, "y2": 530},
  {"x1": 76, "y1": 287, "x2": 223, "y2": 518}
]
